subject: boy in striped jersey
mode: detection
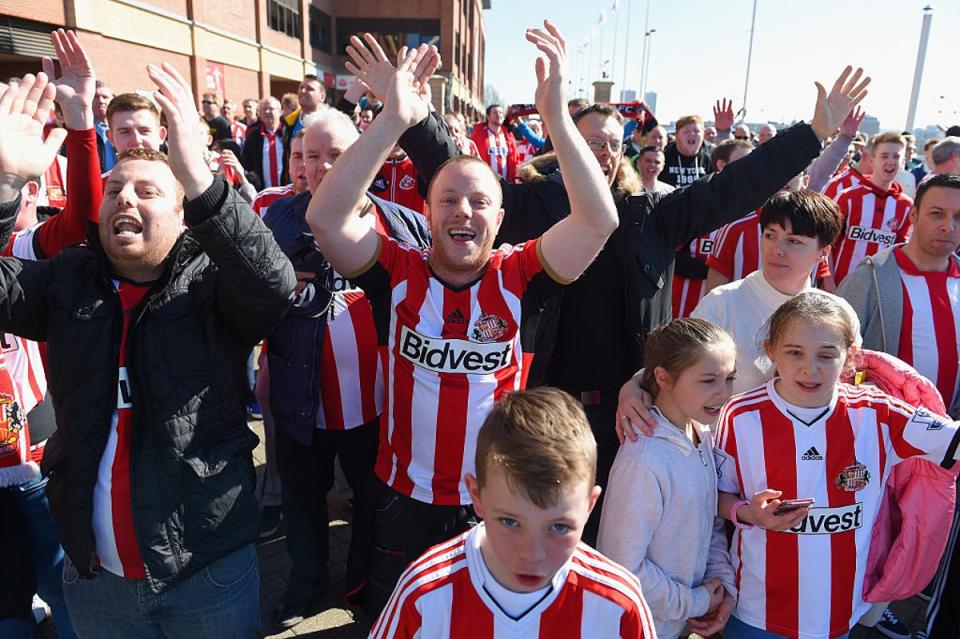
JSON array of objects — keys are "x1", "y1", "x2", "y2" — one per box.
[
  {"x1": 370, "y1": 388, "x2": 655, "y2": 639},
  {"x1": 828, "y1": 131, "x2": 914, "y2": 287}
]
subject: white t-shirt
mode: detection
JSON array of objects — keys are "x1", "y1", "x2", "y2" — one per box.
[{"x1": 692, "y1": 271, "x2": 861, "y2": 395}]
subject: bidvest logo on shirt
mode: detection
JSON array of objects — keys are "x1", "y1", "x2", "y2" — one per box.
[
  {"x1": 847, "y1": 225, "x2": 896, "y2": 247},
  {"x1": 399, "y1": 325, "x2": 513, "y2": 374},
  {"x1": 787, "y1": 503, "x2": 862, "y2": 535}
]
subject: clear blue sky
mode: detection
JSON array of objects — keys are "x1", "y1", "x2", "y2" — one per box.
[{"x1": 482, "y1": 0, "x2": 959, "y2": 130}]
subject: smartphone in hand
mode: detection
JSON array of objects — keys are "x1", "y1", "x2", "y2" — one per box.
[{"x1": 773, "y1": 498, "x2": 815, "y2": 516}]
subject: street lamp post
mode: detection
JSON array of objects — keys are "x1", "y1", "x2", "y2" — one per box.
[
  {"x1": 641, "y1": 29, "x2": 655, "y2": 99},
  {"x1": 740, "y1": 0, "x2": 758, "y2": 124},
  {"x1": 906, "y1": 5, "x2": 934, "y2": 132}
]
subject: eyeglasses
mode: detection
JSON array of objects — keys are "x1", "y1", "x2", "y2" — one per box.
[
  {"x1": 585, "y1": 138, "x2": 623, "y2": 153},
  {"x1": 201, "y1": 100, "x2": 217, "y2": 105},
  {"x1": 734, "y1": 135, "x2": 750, "y2": 140}
]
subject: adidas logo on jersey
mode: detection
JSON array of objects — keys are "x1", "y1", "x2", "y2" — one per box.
[
  {"x1": 847, "y1": 225, "x2": 896, "y2": 246},
  {"x1": 444, "y1": 309, "x2": 468, "y2": 325},
  {"x1": 399, "y1": 325, "x2": 512, "y2": 374},
  {"x1": 788, "y1": 503, "x2": 862, "y2": 535},
  {"x1": 801, "y1": 446, "x2": 823, "y2": 461}
]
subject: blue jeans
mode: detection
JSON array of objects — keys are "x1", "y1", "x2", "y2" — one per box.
[
  {"x1": 63, "y1": 544, "x2": 260, "y2": 639},
  {"x1": 724, "y1": 615, "x2": 849, "y2": 639},
  {"x1": 4, "y1": 475, "x2": 77, "y2": 639}
]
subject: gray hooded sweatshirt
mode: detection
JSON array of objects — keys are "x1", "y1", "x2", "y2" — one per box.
[{"x1": 597, "y1": 408, "x2": 736, "y2": 639}]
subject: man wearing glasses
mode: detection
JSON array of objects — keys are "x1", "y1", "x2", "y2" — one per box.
[{"x1": 200, "y1": 92, "x2": 232, "y2": 147}]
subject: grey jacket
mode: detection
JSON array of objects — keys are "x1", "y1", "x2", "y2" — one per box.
[
  {"x1": 597, "y1": 408, "x2": 736, "y2": 639},
  {"x1": 837, "y1": 245, "x2": 960, "y2": 417}
]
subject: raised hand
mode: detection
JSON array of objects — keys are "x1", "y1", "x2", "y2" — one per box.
[
  {"x1": 0, "y1": 73, "x2": 66, "y2": 201},
  {"x1": 146, "y1": 62, "x2": 213, "y2": 199},
  {"x1": 41, "y1": 29, "x2": 94, "y2": 130},
  {"x1": 379, "y1": 46, "x2": 432, "y2": 129},
  {"x1": 811, "y1": 66, "x2": 870, "y2": 140},
  {"x1": 345, "y1": 35, "x2": 439, "y2": 113},
  {"x1": 344, "y1": 35, "x2": 395, "y2": 100},
  {"x1": 525, "y1": 20, "x2": 567, "y2": 124},
  {"x1": 713, "y1": 98, "x2": 735, "y2": 131},
  {"x1": 839, "y1": 105, "x2": 866, "y2": 139}
]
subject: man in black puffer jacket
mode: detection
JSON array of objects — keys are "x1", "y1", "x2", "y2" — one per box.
[{"x1": 0, "y1": 65, "x2": 295, "y2": 637}]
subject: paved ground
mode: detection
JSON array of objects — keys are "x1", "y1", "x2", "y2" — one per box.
[{"x1": 38, "y1": 416, "x2": 930, "y2": 637}]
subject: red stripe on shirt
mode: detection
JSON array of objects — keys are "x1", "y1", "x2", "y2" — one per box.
[
  {"x1": 762, "y1": 407, "x2": 800, "y2": 634},
  {"x1": 824, "y1": 407, "x2": 858, "y2": 636}
]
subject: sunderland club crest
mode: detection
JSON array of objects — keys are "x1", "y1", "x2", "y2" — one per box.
[
  {"x1": 472, "y1": 312, "x2": 508, "y2": 343},
  {"x1": 836, "y1": 460, "x2": 870, "y2": 492}
]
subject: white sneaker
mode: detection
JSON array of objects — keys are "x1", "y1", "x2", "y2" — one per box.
[{"x1": 31, "y1": 594, "x2": 50, "y2": 624}]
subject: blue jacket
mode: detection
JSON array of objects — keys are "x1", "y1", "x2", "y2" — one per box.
[{"x1": 264, "y1": 191, "x2": 430, "y2": 443}]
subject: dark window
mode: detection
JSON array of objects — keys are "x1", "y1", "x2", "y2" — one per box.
[
  {"x1": 455, "y1": 30, "x2": 461, "y2": 68},
  {"x1": 309, "y1": 6, "x2": 332, "y2": 53},
  {"x1": 335, "y1": 17, "x2": 439, "y2": 60},
  {"x1": 267, "y1": 0, "x2": 300, "y2": 39}
]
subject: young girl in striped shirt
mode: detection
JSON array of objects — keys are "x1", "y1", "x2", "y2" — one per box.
[{"x1": 716, "y1": 291, "x2": 960, "y2": 639}]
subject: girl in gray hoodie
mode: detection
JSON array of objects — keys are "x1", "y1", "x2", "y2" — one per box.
[{"x1": 598, "y1": 318, "x2": 738, "y2": 639}]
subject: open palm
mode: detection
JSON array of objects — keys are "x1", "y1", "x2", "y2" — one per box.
[
  {"x1": 811, "y1": 66, "x2": 870, "y2": 140},
  {"x1": 0, "y1": 74, "x2": 66, "y2": 181},
  {"x1": 41, "y1": 29, "x2": 94, "y2": 126}
]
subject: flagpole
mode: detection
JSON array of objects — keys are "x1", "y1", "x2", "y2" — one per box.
[
  {"x1": 621, "y1": 0, "x2": 632, "y2": 98},
  {"x1": 611, "y1": 0, "x2": 620, "y2": 87},
  {"x1": 741, "y1": 0, "x2": 758, "y2": 124},
  {"x1": 639, "y1": 0, "x2": 651, "y2": 100}
]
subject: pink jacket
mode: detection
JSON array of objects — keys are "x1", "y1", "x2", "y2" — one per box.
[{"x1": 849, "y1": 350, "x2": 959, "y2": 602}]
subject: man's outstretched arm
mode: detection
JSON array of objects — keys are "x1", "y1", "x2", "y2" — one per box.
[
  {"x1": 307, "y1": 45, "x2": 433, "y2": 276},
  {"x1": 529, "y1": 21, "x2": 617, "y2": 282}
]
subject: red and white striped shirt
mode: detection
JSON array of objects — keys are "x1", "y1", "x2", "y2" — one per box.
[
  {"x1": 707, "y1": 209, "x2": 831, "y2": 284},
  {"x1": 894, "y1": 248, "x2": 960, "y2": 407},
  {"x1": 251, "y1": 184, "x2": 294, "y2": 218},
  {"x1": 715, "y1": 380, "x2": 960, "y2": 639},
  {"x1": 516, "y1": 140, "x2": 537, "y2": 164},
  {"x1": 470, "y1": 123, "x2": 518, "y2": 182},
  {"x1": 260, "y1": 125, "x2": 284, "y2": 189},
  {"x1": 822, "y1": 168, "x2": 866, "y2": 202},
  {"x1": 672, "y1": 230, "x2": 721, "y2": 318},
  {"x1": 353, "y1": 236, "x2": 561, "y2": 505},
  {"x1": 832, "y1": 182, "x2": 913, "y2": 286},
  {"x1": 230, "y1": 120, "x2": 247, "y2": 146},
  {"x1": 92, "y1": 279, "x2": 150, "y2": 578},
  {"x1": 371, "y1": 525, "x2": 655, "y2": 639},
  {"x1": 317, "y1": 210, "x2": 388, "y2": 430}
]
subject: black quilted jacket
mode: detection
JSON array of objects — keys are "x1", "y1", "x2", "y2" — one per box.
[{"x1": 0, "y1": 177, "x2": 295, "y2": 592}]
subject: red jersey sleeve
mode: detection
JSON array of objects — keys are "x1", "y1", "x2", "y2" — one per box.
[
  {"x1": 884, "y1": 401, "x2": 960, "y2": 467},
  {"x1": 706, "y1": 222, "x2": 738, "y2": 279},
  {"x1": 26, "y1": 128, "x2": 101, "y2": 259}
]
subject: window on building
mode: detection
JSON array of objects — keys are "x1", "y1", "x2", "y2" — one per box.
[
  {"x1": 336, "y1": 17, "x2": 439, "y2": 61},
  {"x1": 267, "y1": 0, "x2": 300, "y2": 39},
  {"x1": 309, "y1": 6, "x2": 332, "y2": 53},
  {"x1": 455, "y1": 30, "x2": 461, "y2": 68}
]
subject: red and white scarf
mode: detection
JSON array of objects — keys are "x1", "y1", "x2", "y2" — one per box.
[{"x1": 0, "y1": 353, "x2": 36, "y2": 488}]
